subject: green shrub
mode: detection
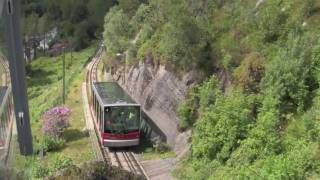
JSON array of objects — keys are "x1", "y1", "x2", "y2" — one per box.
[
  {"x1": 257, "y1": 0, "x2": 289, "y2": 43},
  {"x1": 49, "y1": 155, "x2": 73, "y2": 173},
  {"x1": 261, "y1": 36, "x2": 310, "y2": 113},
  {"x1": 198, "y1": 76, "x2": 220, "y2": 113},
  {"x1": 178, "y1": 76, "x2": 220, "y2": 131},
  {"x1": 103, "y1": 7, "x2": 134, "y2": 55},
  {"x1": 32, "y1": 159, "x2": 49, "y2": 178},
  {"x1": 192, "y1": 89, "x2": 254, "y2": 162},
  {"x1": 220, "y1": 51, "x2": 233, "y2": 70},
  {"x1": 178, "y1": 101, "x2": 195, "y2": 131},
  {"x1": 152, "y1": 137, "x2": 171, "y2": 153},
  {"x1": 233, "y1": 53, "x2": 264, "y2": 92},
  {"x1": 125, "y1": 44, "x2": 138, "y2": 65},
  {"x1": 178, "y1": 86, "x2": 199, "y2": 131},
  {"x1": 40, "y1": 135, "x2": 66, "y2": 152}
]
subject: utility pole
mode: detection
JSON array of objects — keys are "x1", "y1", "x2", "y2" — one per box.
[
  {"x1": 4, "y1": 0, "x2": 33, "y2": 155},
  {"x1": 62, "y1": 47, "x2": 65, "y2": 104}
]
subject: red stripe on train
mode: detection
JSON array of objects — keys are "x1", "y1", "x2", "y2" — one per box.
[{"x1": 101, "y1": 131, "x2": 140, "y2": 140}]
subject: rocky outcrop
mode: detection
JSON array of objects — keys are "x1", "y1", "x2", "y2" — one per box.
[{"x1": 108, "y1": 61, "x2": 202, "y2": 155}]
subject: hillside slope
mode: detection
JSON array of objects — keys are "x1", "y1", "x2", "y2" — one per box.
[{"x1": 102, "y1": 0, "x2": 320, "y2": 179}]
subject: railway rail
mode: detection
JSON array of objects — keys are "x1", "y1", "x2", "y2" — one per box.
[{"x1": 85, "y1": 43, "x2": 149, "y2": 179}]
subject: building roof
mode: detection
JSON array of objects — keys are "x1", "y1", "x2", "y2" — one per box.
[{"x1": 92, "y1": 82, "x2": 139, "y2": 107}]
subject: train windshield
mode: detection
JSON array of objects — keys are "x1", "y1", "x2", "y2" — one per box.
[{"x1": 104, "y1": 106, "x2": 140, "y2": 134}]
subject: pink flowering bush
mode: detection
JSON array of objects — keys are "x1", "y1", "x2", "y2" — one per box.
[{"x1": 42, "y1": 106, "x2": 71, "y2": 139}]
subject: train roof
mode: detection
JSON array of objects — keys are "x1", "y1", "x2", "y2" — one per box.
[
  {"x1": 0, "y1": 86, "x2": 9, "y2": 114},
  {"x1": 0, "y1": 86, "x2": 8, "y2": 104},
  {"x1": 92, "y1": 82, "x2": 140, "y2": 107}
]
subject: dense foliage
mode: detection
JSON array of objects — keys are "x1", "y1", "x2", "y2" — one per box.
[
  {"x1": 22, "y1": 0, "x2": 117, "y2": 50},
  {"x1": 46, "y1": 161, "x2": 145, "y2": 180},
  {"x1": 32, "y1": 155, "x2": 73, "y2": 178},
  {"x1": 103, "y1": 0, "x2": 320, "y2": 179},
  {"x1": 42, "y1": 106, "x2": 70, "y2": 138}
]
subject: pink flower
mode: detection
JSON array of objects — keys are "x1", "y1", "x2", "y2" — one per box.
[{"x1": 42, "y1": 106, "x2": 71, "y2": 138}]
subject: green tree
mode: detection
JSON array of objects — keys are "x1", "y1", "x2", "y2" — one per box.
[
  {"x1": 87, "y1": 0, "x2": 116, "y2": 35},
  {"x1": 233, "y1": 53, "x2": 264, "y2": 92},
  {"x1": 118, "y1": 0, "x2": 144, "y2": 16},
  {"x1": 261, "y1": 37, "x2": 309, "y2": 113},
  {"x1": 192, "y1": 89, "x2": 254, "y2": 163},
  {"x1": 103, "y1": 7, "x2": 134, "y2": 56}
]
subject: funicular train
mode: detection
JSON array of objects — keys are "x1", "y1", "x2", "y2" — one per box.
[
  {"x1": 0, "y1": 86, "x2": 14, "y2": 161},
  {"x1": 91, "y1": 82, "x2": 140, "y2": 147}
]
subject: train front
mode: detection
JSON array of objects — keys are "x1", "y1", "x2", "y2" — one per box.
[{"x1": 102, "y1": 105, "x2": 140, "y2": 147}]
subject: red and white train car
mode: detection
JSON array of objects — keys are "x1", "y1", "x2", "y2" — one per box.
[{"x1": 91, "y1": 82, "x2": 140, "y2": 147}]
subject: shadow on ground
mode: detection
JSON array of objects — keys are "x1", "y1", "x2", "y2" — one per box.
[{"x1": 63, "y1": 129, "x2": 89, "y2": 142}]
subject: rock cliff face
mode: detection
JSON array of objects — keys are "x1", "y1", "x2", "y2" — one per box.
[{"x1": 108, "y1": 61, "x2": 201, "y2": 154}]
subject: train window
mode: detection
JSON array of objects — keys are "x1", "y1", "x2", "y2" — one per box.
[
  {"x1": 104, "y1": 107, "x2": 111, "y2": 127},
  {"x1": 101, "y1": 107, "x2": 104, "y2": 131},
  {"x1": 104, "y1": 106, "x2": 140, "y2": 134}
]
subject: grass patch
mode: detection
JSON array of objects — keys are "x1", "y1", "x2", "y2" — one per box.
[
  {"x1": 141, "y1": 147, "x2": 176, "y2": 160},
  {"x1": 27, "y1": 46, "x2": 94, "y2": 123},
  {"x1": 171, "y1": 157, "x2": 195, "y2": 180},
  {"x1": 9, "y1": 46, "x2": 96, "y2": 177},
  {"x1": 135, "y1": 139, "x2": 176, "y2": 160}
]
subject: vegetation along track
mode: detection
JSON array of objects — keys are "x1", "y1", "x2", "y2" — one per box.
[{"x1": 85, "y1": 44, "x2": 148, "y2": 179}]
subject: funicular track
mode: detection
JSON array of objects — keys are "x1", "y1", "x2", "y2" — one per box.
[{"x1": 85, "y1": 44, "x2": 148, "y2": 179}]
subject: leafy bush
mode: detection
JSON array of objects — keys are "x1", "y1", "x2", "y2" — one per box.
[
  {"x1": 152, "y1": 137, "x2": 171, "y2": 153},
  {"x1": 103, "y1": 7, "x2": 134, "y2": 56},
  {"x1": 31, "y1": 155, "x2": 73, "y2": 178},
  {"x1": 257, "y1": 0, "x2": 289, "y2": 43},
  {"x1": 178, "y1": 76, "x2": 220, "y2": 131},
  {"x1": 220, "y1": 51, "x2": 233, "y2": 70},
  {"x1": 197, "y1": 76, "x2": 220, "y2": 113},
  {"x1": 49, "y1": 155, "x2": 74, "y2": 173},
  {"x1": 233, "y1": 53, "x2": 264, "y2": 92},
  {"x1": 192, "y1": 90, "x2": 255, "y2": 162},
  {"x1": 46, "y1": 161, "x2": 144, "y2": 180},
  {"x1": 42, "y1": 106, "x2": 71, "y2": 138},
  {"x1": 178, "y1": 87, "x2": 199, "y2": 131},
  {"x1": 261, "y1": 35, "x2": 312, "y2": 113},
  {"x1": 157, "y1": 10, "x2": 208, "y2": 70},
  {"x1": 40, "y1": 135, "x2": 66, "y2": 152},
  {"x1": 32, "y1": 159, "x2": 49, "y2": 178}
]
